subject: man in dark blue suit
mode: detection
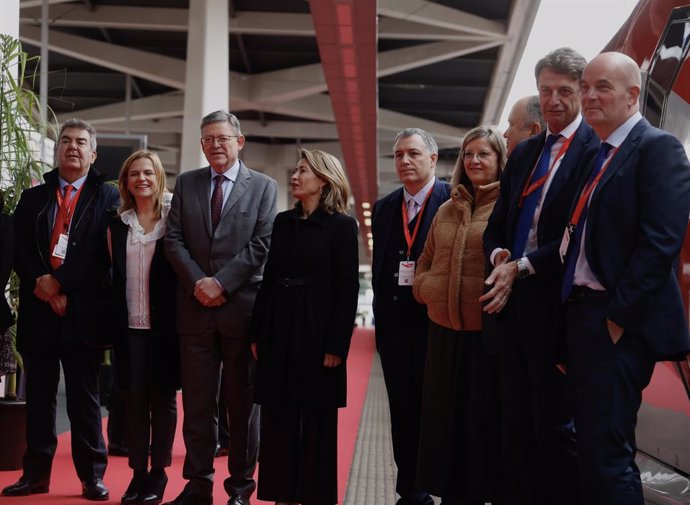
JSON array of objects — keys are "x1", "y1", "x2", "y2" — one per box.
[
  {"x1": 372, "y1": 128, "x2": 451, "y2": 505},
  {"x1": 561, "y1": 51, "x2": 690, "y2": 505},
  {"x1": 3, "y1": 119, "x2": 119, "y2": 501},
  {"x1": 482, "y1": 48, "x2": 599, "y2": 504}
]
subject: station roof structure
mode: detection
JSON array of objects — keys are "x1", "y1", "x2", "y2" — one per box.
[{"x1": 18, "y1": 0, "x2": 540, "y2": 252}]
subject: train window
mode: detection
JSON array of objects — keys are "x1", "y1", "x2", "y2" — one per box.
[
  {"x1": 643, "y1": 6, "x2": 690, "y2": 127},
  {"x1": 660, "y1": 90, "x2": 690, "y2": 156}
]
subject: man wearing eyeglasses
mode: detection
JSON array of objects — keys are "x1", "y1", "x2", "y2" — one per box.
[
  {"x1": 481, "y1": 48, "x2": 599, "y2": 504},
  {"x1": 164, "y1": 110, "x2": 278, "y2": 505}
]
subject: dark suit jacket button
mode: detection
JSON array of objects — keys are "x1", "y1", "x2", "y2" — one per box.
[
  {"x1": 393, "y1": 296, "x2": 398, "y2": 301},
  {"x1": 393, "y1": 273, "x2": 399, "y2": 277}
]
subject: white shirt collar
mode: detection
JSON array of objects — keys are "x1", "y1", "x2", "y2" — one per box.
[
  {"x1": 120, "y1": 193, "x2": 172, "y2": 243},
  {"x1": 58, "y1": 173, "x2": 88, "y2": 190},
  {"x1": 210, "y1": 160, "x2": 240, "y2": 182},
  {"x1": 602, "y1": 111, "x2": 643, "y2": 148},
  {"x1": 404, "y1": 176, "x2": 436, "y2": 206},
  {"x1": 547, "y1": 114, "x2": 582, "y2": 139}
]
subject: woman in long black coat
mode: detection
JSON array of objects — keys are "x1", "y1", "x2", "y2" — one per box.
[
  {"x1": 250, "y1": 148, "x2": 359, "y2": 505},
  {"x1": 109, "y1": 150, "x2": 179, "y2": 505}
]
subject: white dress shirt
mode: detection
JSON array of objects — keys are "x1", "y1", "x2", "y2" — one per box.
[
  {"x1": 123, "y1": 194, "x2": 171, "y2": 329},
  {"x1": 403, "y1": 177, "x2": 436, "y2": 223},
  {"x1": 573, "y1": 112, "x2": 643, "y2": 290}
]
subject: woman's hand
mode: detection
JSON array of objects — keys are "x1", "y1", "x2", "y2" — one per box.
[
  {"x1": 323, "y1": 353, "x2": 342, "y2": 367},
  {"x1": 250, "y1": 342, "x2": 258, "y2": 360}
]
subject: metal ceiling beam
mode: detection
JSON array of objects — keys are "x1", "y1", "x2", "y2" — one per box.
[
  {"x1": 250, "y1": 39, "x2": 504, "y2": 104},
  {"x1": 20, "y1": 25, "x2": 252, "y2": 106},
  {"x1": 379, "y1": 18, "x2": 499, "y2": 41},
  {"x1": 19, "y1": 6, "x2": 314, "y2": 36},
  {"x1": 379, "y1": 0, "x2": 506, "y2": 37},
  {"x1": 21, "y1": 5, "x2": 501, "y2": 42},
  {"x1": 480, "y1": 0, "x2": 541, "y2": 125},
  {"x1": 378, "y1": 40, "x2": 505, "y2": 78},
  {"x1": 98, "y1": 118, "x2": 340, "y2": 140},
  {"x1": 20, "y1": 0, "x2": 72, "y2": 8},
  {"x1": 20, "y1": 25, "x2": 188, "y2": 89}
]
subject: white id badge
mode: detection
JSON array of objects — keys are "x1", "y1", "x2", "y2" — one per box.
[
  {"x1": 53, "y1": 233, "x2": 69, "y2": 260},
  {"x1": 559, "y1": 227, "x2": 571, "y2": 264},
  {"x1": 398, "y1": 261, "x2": 415, "y2": 286}
]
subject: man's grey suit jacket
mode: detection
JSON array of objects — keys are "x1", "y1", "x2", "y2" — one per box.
[{"x1": 165, "y1": 161, "x2": 278, "y2": 338}]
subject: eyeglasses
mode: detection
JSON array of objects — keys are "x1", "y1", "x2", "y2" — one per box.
[
  {"x1": 201, "y1": 135, "x2": 239, "y2": 145},
  {"x1": 462, "y1": 150, "x2": 494, "y2": 161}
]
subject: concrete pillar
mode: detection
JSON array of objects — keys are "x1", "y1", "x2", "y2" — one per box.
[
  {"x1": 179, "y1": 0, "x2": 229, "y2": 172},
  {"x1": 0, "y1": 0, "x2": 19, "y2": 38}
]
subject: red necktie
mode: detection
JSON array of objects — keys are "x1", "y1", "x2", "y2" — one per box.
[
  {"x1": 49, "y1": 184, "x2": 74, "y2": 270},
  {"x1": 211, "y1": 175, "x2": 224, "y2": 230}
]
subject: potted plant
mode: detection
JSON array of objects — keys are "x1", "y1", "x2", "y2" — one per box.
[{"x1": 0, "y1": 33, "x2": 54, "y2": 470}]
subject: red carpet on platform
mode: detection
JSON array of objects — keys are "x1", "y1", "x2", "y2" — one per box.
[{"x1": 0, "y1": 328, "x2": 376, "y2": 505}]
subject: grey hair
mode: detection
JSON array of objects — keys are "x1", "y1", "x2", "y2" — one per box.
[
  {"x1": 57, "y1": 118, "x2": 97, "y2": 152},
  {"x1": 534, "y1": 47, "x2": 587, "y2": 82},
  {"x1": 393, "y1": 128, "x2": 438, "y2": 155},
  {"x1": 200, "y1": 110, "x2": 242, "y2": 135},
  {"x1": 525, "y1": 95, "x2": 546, "y2": 130}
]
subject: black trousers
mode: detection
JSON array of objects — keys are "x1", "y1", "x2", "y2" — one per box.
[
  {"x1": 22, "y1": 341, "x2": 107, "y2": 483},
  {"x1": 179, "y1": 326, "x2": 259, "y2": 499},
  {"x1": 377, "y1": 322, "x2": 431, "y2": 503},
  {"x1": 499, "y1": 278, "x2": 579, "y2": 505},
  {"x1": 566, "y1": 295, "x2": 654, "y2": 505},
  {"x1": 258, "y1": 405, "x2": 337, "y2": 505},
  {"x1": 125, "y1": 329, "x2": 177, "y2": 471}
]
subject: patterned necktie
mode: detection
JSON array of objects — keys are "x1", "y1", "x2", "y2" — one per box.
[
  {"x1": 49, "y1": 184, "x2": 74, "y2": 269},
  {"x1": 560, "y1": 142, "x2": 613, "y2": 301},
  {"x1": 512, "y1": 133, "x2": 560, "y2": 257},
  {"x1": 211, "y1": 175, "x2": 224, "y2": 230}
]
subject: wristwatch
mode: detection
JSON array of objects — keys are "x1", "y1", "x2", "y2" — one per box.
[{"x1": 516, "y1": 257, "x2": 530, "y2": 279}]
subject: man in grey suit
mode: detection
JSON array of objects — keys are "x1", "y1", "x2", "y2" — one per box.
[{"x1": 164, "y1": 110, "x2": 278, "y2": 505}]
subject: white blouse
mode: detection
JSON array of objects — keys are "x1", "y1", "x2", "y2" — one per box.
[{"x1": 122, "y1": 195, "x2": 171, "y2": 329}]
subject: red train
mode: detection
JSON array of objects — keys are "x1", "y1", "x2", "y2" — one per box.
[{"x1": 605, "y1": 1, "x2": 690, "y2": 503}]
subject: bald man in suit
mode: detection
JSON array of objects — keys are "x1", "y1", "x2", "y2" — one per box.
[{"x1": 561, "y1": 52, "x2": 690, "y2": 505}]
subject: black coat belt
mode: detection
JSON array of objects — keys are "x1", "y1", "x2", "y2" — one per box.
[{"x1": 275, "y1": 276, "x2": 307, "y2": 287}]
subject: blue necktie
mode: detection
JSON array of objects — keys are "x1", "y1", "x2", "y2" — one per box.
[
  {"x1": 512, "y1": 134, "x2": 559, "y2": 258},
  {"x1": 560, "y1": 142, "x2": 613, "y2": 302}
]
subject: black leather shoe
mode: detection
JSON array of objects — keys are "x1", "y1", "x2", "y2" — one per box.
[
  {"x1": 121, "y1": 470, "x2": 148, "y2": 504},
  {"x1": 140, "y1": 469, "x2": 168, "y2": 504},
  {"x1": 1, "y1": 476, "x2": 50, "y2": 496},
  {"x1": 227, "y1": 495, "x2": 250, "y2": 505},
  {"x1": 162, "y1": 489, "x2": 213, "y2": 505},
  {"x1": 82, "y1": 478, "x2": 109, "y2": 501}
]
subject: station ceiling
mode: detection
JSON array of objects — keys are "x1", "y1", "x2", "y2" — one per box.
[{"x1": 18, "y1": 0, "x2": 540, "y2": 252}]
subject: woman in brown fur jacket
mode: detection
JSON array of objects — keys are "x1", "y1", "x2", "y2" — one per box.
[{"x1": 413, "y1": 125, "x2": 506, "y2": 505}]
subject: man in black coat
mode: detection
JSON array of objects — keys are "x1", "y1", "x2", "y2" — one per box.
[
  {"x1": 372, "y1": 128, "x2": 451, "y2": 505},
  {"x1": 482, "y1": 48, "x2": 599, "y2": 504},
  {"x1": 3, "y1": 119, "x2": 119, "y2": 501}
]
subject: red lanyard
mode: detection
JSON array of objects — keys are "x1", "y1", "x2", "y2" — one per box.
[
  {"x1": 569, "y1": 147, "x2": 619, "y2": 227},
  {"x1": 519, "y1": 134, "x2": 574, "y2": 207},
  {"x1": 401, "y1": 186, "x2": 433, "y2": 259},
  {"x1": 55, "y1": 184, "x2": 83, "y2": 230}
]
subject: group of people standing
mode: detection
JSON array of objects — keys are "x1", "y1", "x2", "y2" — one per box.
[
  {"x1": 2, "y1": 110, "x2": 360, "y2": 505},
  {"x1": 1, "y1": 45, "x2": 689, "y2": 505},
  {"x1": 372, "y1": 48, "x2": 690, "y2": 505}
]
